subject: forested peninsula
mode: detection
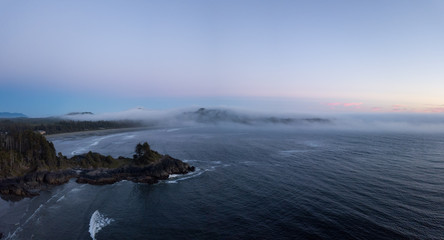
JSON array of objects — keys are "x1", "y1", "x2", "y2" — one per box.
[{"x1": 0, "y1": 120, "x2": 194, "y2": 201}]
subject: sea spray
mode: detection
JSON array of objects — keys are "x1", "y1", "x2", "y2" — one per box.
[{"x1": 89, "y1": 210, "x2": 113, "y2": 240}]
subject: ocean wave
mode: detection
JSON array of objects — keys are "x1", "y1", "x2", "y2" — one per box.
[
  {"x1": 166, "y1": 128, "x2": 181, "y2": 132},
  {"x1": 168, "y1": 174, "x2": 181, "y2": 178},
  {"x1": 182, "y1": 159, "x2": 199, "y2": 163},
  {"x1": 165, "y1": 168, "x2": 206, "y2": 184},
  {"x1": 166, "y1": 159, "x2": 230, "y2": 183},
  {"x1": 89, "y1": 136, "x2": 109, "y2": 147},
  {"x1": 303, "y1": 140, "x2": 322, "y2": 147},
  {"x1": 71, "y1": 147, "x2": 86, "y2": 155},
  {"x1": 6, "y1": 204, "x2": 44, "y2": 240},
  {"x1": 122, "y1": 134, "x2": 135, "y2": 140},
  {"x1": 279, "y1": 149, "x2": 310, "y2": 156},
  {"x1": 56, "y1": 196, "x2": 65, "y2": 203},
  {"x1": 89, "y1": 210, "x2": 114, "y2": 240}
]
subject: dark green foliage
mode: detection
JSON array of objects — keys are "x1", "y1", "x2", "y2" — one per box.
[
  {"x1": 0, "y1": 130, "x2": 58, "y2": 177},
  {"x1": 134, "y1": 142, "x2": 151, "y2": 158},
  {"x1": 0, "y1": 119, "x2": 142, "y2": 135},
  {"x1": 133, "y1": 142, "x2": 162, "y2": 165},
  {"x1": 0, "y1": 129, "x2": 164, "y2": 178},
  {"x1": 67, "y1": 151, "x2": 129, "y2": 169}
]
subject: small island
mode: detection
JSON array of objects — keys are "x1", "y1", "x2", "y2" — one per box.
[{"x1": 0, "y1": 129, "x2": 195, "y2": 201}]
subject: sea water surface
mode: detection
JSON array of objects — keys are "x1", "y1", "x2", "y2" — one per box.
[{"x1": 1, "y1": 126, "x2": 444, "y2": 239}]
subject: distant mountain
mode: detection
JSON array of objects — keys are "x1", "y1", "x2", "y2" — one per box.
[
  {"x1": 0, "y1": 112, "x2": 27, "y2": 118},
  {"x1": 181, "y1": 108, "x2": 251, "y2": 124},
  {"x1": 66, "y1": 112, "x2": 94, "y2": 116}
]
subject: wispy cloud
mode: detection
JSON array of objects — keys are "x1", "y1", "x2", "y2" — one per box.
[
  {"x1": 422, "y1": 104, "x2": 444, "y2": 113},
  {"x1": 391, "y1": 104, "x2": 411, "y2": 112},
  {"x1": 343, "y1": 102, "x2": 363, "y2": 107},
  {"x1": 324, "y1": 102, "x2": 364, "y2": 110},
  {"x1": 427, "y1": 108, "x2": 444, "y2": 113}
]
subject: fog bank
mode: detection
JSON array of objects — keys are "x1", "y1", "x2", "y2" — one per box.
[{"x1": 60, "y1": 107, "x2": 444, "y2": 133}]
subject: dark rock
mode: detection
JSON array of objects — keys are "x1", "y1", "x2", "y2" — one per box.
[
  {"x1": 23, "y1": 172, "x2": 46, "y2": 183},
  {"x1": 75, "y1": 156, "x2": 195, "y2": 185},
  {"x1": 0, "y1": 183, "x2": 37, "y2": 198},
  {"x1": 0, "y1": 156, "x2": 195, "y2": 200},
  {"x1": 0, "y1": 170, "x2": 78, "y2": 200},
  {"x1": 44, "y1": 170, "x2": 77, "y2": 185}
]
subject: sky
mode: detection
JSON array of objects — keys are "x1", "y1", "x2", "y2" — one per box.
[{"x1": 1, "y1": 0, "x2": 444, "y2": 117}]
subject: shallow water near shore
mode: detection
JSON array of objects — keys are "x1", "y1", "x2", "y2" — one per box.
[{"x1": 1, "y1": 126, "x2": 444, "y2": 239}]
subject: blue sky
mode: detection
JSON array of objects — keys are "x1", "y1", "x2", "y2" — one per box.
[{"x1": 1, "y1": 0, "x2": 444, "y2": 116}]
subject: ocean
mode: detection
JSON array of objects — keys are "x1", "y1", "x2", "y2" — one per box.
[{"x1": 1, "y1": 126, "x2": 443, "y2": 239}]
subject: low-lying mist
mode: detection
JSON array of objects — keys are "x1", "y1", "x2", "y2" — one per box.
[{"x1": 61, "y1": 107, "x2": 444, "y2": 133}]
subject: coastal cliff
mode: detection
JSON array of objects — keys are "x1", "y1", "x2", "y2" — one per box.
[{"x1": 0, "y1": 130, "x2": 194, "y2": 200}]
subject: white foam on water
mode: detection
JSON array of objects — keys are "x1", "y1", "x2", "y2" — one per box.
[
  {"x1": 89, "y1": 135, "x2": 114, "y2": 147},
  {"x1": 6, "y1": 204, "x2": 44, "y2": 239},
  {"x1": 165, "y1": 159, "x2": 226, "y2": 184},
  {"x1": 208, "y1": 166, "x2": 216, "y2": 171},
  {"x1": 182, "y1": 159, "x2": 199, "y2": 163},
  {"x1": 69, "y1": 185, "x2": 85, "y2": 193},
  {"x1": 89, "y1": 210, "x2": 114, "y2": 240},
  {"x1": 71, "y1": 147, "x2": 86, "y2": 155},
  {"x1": 166, "y1": 128, "x2": 181, "y2": 132},
  {"x1": 122, "y1": 134, "x2": 135, "y2": 140},
  {"x1": 46, "y1": 191, "x2": 64, "y2": 204},
  {"x1": 56, "y1": 196, "x2": 65, "y2": 202},
  {"x1": 24, "y1": 204, "x2": 44, "y2": 225},
  {"x1": 303, "y1": 140, "x2": 322, "y2": 147},
  {"x1": 178, "y1": 170, "x2": 206, "y2": 180},
  {"x1": 165, "y1": 168, "x2": 206, "y2": 184}
]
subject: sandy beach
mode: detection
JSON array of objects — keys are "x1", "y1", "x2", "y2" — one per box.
[{"x1": 45, "y1": 126, "x2": 155, "y2": 140}]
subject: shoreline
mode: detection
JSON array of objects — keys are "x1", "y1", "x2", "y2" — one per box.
[{"x1": 45, "y1": 126, "x2": 156, "y2": 139}]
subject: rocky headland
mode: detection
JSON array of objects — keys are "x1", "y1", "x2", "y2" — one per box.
[
  {"x1": 0, "y1": 130, "x2": 195, "y2": 201},
  {"x1": 0, "y1": 155, "x2": 194, "y2": 201}
]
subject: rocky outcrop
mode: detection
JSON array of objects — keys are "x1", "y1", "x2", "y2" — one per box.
[
  {"x1": 76, "y1": 155, "x2": 195, "y2": 185},
  {"x1": 0, "y1": 156, "x2": 194, "y2": 201},
  {"x1": 0, "y1": 170, "x2": 77, "y2": 200}
]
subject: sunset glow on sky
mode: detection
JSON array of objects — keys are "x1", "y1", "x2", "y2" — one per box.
[{"x1": 1, "y1": 0, "x2": 444, "y2": 116}]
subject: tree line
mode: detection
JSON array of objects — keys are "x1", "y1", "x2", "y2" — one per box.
[{"x1": 0, "y1": 119, "x2": 142, "y2": 135}]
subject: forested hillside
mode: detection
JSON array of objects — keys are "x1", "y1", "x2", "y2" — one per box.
[
  {"x1": 0, "y1": 130, "x2": 60, "y2": 177},
  {"x1": 0, "y1": 129, "x2": 163, "y2": 178},
  {"x1": 0, "y1": 119, "x2": 141, "y2": 135}
]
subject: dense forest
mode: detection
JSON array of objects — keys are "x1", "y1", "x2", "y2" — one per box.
[
  {"x1": 0, "y1": 130, "x2": 59, "y2": 177},
  {"x1": 0, "y1": 118, "x2": 142, "y2": 135}
]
